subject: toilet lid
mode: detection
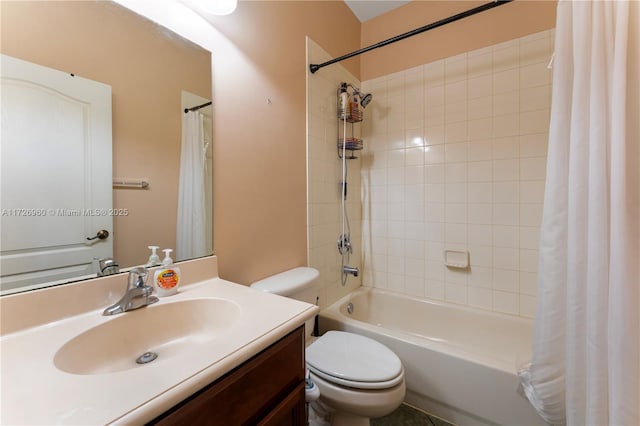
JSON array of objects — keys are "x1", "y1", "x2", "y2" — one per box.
[{"x1": 306, "y1": 331, "x2": 403, "y2": 389}]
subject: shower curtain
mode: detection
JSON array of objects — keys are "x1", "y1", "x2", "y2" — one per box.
[
  {"x1": 518, "y1": 1, "x2": 639, "y2": 425},
  {"x1": 176, "y1": 111, "x2": 207, "y2": 261}
]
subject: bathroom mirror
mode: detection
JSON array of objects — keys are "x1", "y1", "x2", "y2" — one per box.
[{"x1": 0, "y1": 1, "x2": 213, "y2": 295}]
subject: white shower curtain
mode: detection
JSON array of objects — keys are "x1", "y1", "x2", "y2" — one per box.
[
  {"x1": 176, "y1": 111, "x2": 207, "y2": 261},
  {"x1": 518, "y1": 1, "x2": 639, "y2": 425}
]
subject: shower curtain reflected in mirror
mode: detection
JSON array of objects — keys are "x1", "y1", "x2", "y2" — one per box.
[{"x1": 176, "y1": 110, "x2": 208, "y2": 261}]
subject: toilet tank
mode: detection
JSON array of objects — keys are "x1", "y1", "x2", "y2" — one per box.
[{"x1": 250, "y1": 267, "x2": 319, "y2": 305}]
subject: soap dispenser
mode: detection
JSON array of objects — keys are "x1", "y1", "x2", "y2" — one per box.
[
  {"x1": 146, "y1": 246, "x2": 161, "y2": 267},
  {"x1": 154, "y1": 248, "x2": 180, "y2": 297}
]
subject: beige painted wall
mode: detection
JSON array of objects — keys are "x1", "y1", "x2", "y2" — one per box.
[
  {"x1": 1, "y1": 1, "x2": 211, "y2": 267},
  {"x1": 361, "y1": 0, "x2": 557, "y2": 81},
  {"x1": 207, "y1": 1, "x2": 361, "y2": 284}
]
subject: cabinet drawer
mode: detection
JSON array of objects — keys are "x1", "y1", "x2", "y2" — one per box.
[{"x1": 149, "y1": 326, "x2": 305, "y2": 425}]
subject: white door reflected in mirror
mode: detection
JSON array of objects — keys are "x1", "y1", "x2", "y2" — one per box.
[{"x1": 1, "y1": 54, "x2": 112, "y2": 293}]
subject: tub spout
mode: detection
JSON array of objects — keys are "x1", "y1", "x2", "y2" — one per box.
[{"x1": 343, "y1": 265, "x2": 359, "y2": 277}]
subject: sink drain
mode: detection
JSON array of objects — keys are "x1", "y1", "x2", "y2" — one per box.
[{"x1": 136, "y1": 351, "x2": 158, "y2": 364}]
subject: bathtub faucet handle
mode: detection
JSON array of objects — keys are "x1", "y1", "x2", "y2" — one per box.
[{"x1": 343, "y1": 265, "x2": 359, "y2": 277}]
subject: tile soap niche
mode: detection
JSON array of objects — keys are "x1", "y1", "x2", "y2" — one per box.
[{"x1": 444, "y1": 250, "x2": 470, "y2": 269}]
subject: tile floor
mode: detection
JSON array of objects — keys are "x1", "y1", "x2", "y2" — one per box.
[{"x1": 372, "y1": 403, "x2": 455, "y2": 426}]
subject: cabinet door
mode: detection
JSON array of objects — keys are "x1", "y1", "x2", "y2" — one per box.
[
  {"x1": 149, "y1": 326, "x2": 305, "y2": 426},
  {"x1": 258, "y1": 382, "x2": 305, "y2": 426}
]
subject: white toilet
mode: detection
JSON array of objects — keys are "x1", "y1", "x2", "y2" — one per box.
[{"x1": 250, "y1": 267, "x2": 405, "y2": 426}]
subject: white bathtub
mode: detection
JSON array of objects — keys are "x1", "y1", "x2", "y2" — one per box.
[{"x1": 318, "y1": 287, "x2": 545, "y2": 426}]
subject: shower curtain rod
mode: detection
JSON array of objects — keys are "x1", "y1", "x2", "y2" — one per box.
[
  {"x1": 309, "y1": 0, "x2": 514, "y2": 74},
  {"x1": 184, "y1": 101, "x2": 212, "y2": 113}
]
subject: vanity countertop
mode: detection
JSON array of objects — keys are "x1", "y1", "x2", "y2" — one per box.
[{"x1": 0, "y1": 259, "x2": 317, "y2": 425}]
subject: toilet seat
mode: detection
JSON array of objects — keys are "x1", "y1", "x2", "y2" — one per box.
[{"x1": 306, "y1": 331, "x2": 404, "y2": 390}]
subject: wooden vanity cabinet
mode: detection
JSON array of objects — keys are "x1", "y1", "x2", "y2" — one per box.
[{"x1": 148, "y1": 326, "x2": 306, "y2": 426}]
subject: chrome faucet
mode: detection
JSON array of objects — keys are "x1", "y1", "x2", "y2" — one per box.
[
  {"x1": 343, "y1": 265, "x2": 359, "y2": 277},
  {"x1": 103, "y1": 267, "x2": 158, "y2": 316},
  {"x1": 96, "y1": 257, "x2": 120, "y2": 277}
]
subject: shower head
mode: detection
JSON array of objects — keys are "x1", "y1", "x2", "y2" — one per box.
[
  {"x1": 360, "y1": 93, "x2": 373, "y2": 108},
  {"x1": 344, "y1": 82, "x2": 373, "y2": 108}
]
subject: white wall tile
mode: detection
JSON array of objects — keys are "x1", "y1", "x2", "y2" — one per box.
[
  {"x1": 520, "y1": 109, "x2": 550, "y2": 135},
  {"x1": 493, "y1": 182, "x2": 519, "y2": 203},
  {"x1": 470, "y1": 267, "x2": 494, "y2": 288},
  {"x1": 520, "y1": 37, "x2": 551, "y2": 66},
  {"x1": 425, "y1": 145, "x2": 445, "y2": 164},
  {"x1": 468, "y1": 182, "x2": 493, "y2": 203},
  {"x1": 426, "y1": 280, "x2": 445, "y2": 300},
  {"x1": 405, "y1": 128, "x2": 425, "y2": 148},
  {"x1": 404, "y1": 276, "x2": 426, "y2": 297},
  {"x1": 493, "y1": 248, "x2": 520, "y2": 271},
  {"x1": 446, "y1": 203, "x2": 468, "y2": 224},
  {"x1": 424, "y1": 60, "x2": 445, "y2": 88},
  {"x1": 445, "y1": 54, "x2": 467, "y2": 83},
  {"x1": 406, "y1": 147, "x2": 425, "y2": 167},
  {"x1": 493, "y1": 69, "x2": 519, "y2": 94},
  {"x1": 446, "y1": 101, "x2": 467, "y2": 123},
  {"x1": 468, "y1": 224, "x2": 492, "y2": 245},
  {"x1": 520, "y1": 86, "x2": 550, "y2": 112},
  {"x1": 520, "y1": 203, "x2": 543, "y2": 227},
  {"x1": 520, "y1": 271, "x2": 538, "y2": 296},
  {"x1": 468, "y1": 48, "x2": 493, "y2": 77},
  {"x1": 355, "y1": 29, "x2": 553, "y2": 318},
  {"x1": 468, "y1": 96, "x2": 492, "y2": 120},
  {"x1": 404, "y1": 199, "x2": 424, "y2": 220},
  {"x1": 493, "y1": 113, "x2": 519, "y2": 138},
  {"x1": 425, "y1": 202, "x2": 445, "y2": 222},
  {"x1": 493, "y1": 91, "x2": 519, "y2": 116},
  {"x1": 468, "y1": 161, "x2": 493, "y2": 182},
  {"x1": 467, "y1": 203, "x2": 492, "y2": 224},
  {"x1": 469, "y1": 248, "x2": 493, "y2": 268},
  {"x1": 520, "y1": 157, "x2": 547, "y2": 180},
  {"x1": 445, "y1": 223, "x2": 467, "y2": 244},
  {"x1": 468, "y1": 286, "x2": 493, "y2": 310},
  {"x1": 520, "y1": 180, "x2": 545, "y2": 203},
  {"x1": 445, "y1": 121, "x2": 467, "y2": 143},
  {"x1": 520, "y1": 133, "x2": 548, "y2": 157},
  {"x1": 468, "y1": 74, "x2": 493, "y2": 99},
  {"x1": 445, "y1": 163, "x2": 468, "y2": 183},
  {"x1": 445, "y1": 183, "x2": 467, "y2": 203},
  {"x1": 493, "y1": 137, "x2": 519, "y2": 159},
  {"x1": 426, "y1": 84, "x2": 445, "y2": 106},
  {"x1": 493, "y1": 203, "x2": 519, "y2": 226},
  {"x1": 493, "y1": 159, "x2": 519, "y2": 181},
  {"x1": 425, "y1": 164, "x2": 445, "y2": 183},
  {"x1": 467, "y1": 139, "x2": 493, "y2": 161},
  {"x1": 425, "y1": 184, "x2": 445, "y2": 203},
  {"x1": 520, "y1": 249, "x2": 539, "y2": 273},
  {"x1": 493, "y1": 46, "x2": 519, "y2": 72},
  {"x1": 493, "y1": 290, "x2": 519, "y2": 315},
  {"x1": 520, "y1": 62, "x2": 551, "y2": 89},
  {"x1": 445, "y1": 143, "x2": 468, "y2": 163},
  {"x1": 493, "y1": 225, "x2": 519, "y2": 247},
  {"x1": 519, "y1": 294, "x2": 537, "y2": 318},
  {"x1": 468, "y1": 117, "x2": 493, "y2": 141},
  {"x1": 446, "y1": 80, "x2": 467, "y2": 104},
  {"x1": 425, "y1": 125, "x2": 445, "y2": 145}
]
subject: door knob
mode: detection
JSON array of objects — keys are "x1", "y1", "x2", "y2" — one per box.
[{"x1": 87, "y1": 230, "x2": 109, "y2": 241}]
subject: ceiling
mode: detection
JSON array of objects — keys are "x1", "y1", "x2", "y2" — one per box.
[{"x1": 344, "y1": 0, "x2": 411, "y2": 22}]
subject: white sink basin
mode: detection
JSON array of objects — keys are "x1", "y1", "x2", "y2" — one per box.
[{"x1": 54, "y1": 298, "x2": 241, "y2": 375}]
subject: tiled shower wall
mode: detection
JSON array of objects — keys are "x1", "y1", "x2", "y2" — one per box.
[
  {"x1": 360, "y1": 30, "x2": 554, "y2": 318},
  {"x1": 307, "y1": 38, "x2": 362, "y2": 308}
]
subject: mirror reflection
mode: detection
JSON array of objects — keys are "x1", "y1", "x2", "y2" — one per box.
[{"x1": 0, "y1": 1, "x2": 213, "y2": 295}]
